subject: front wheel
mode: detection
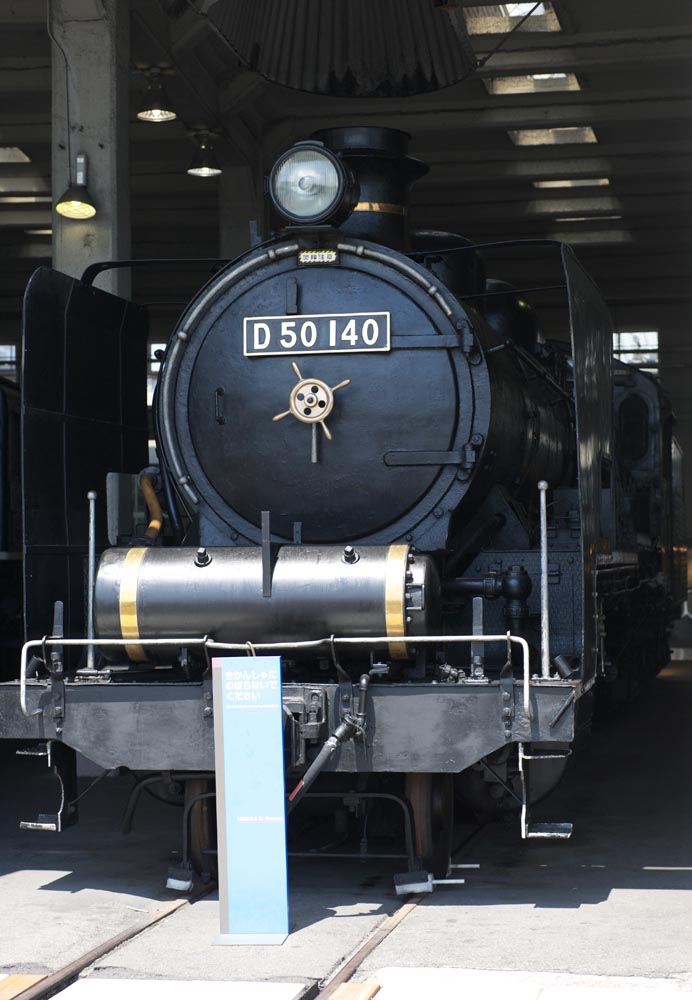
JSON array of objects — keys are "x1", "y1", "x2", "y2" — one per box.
[
  {"x1": 184, "y1": 777, "x2": 217, "y2": 881},
  {"x1": 405, "y1": 772, "x2": 454, "y2": 878}
]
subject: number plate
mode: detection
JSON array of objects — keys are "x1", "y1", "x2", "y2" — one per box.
[{"x1": 243, "y1": 312, "x2": 391, "y2": 357}]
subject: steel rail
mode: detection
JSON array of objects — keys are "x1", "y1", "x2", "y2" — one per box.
[{"x1": 9, "y1": 887, "x2": 214, "y2": 1000}]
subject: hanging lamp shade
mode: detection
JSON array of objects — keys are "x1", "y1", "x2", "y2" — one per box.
[
  {"x1": 137, "y1": 70, "x2": 177, "y2": 122},
  {"x1": 55, "y1": 153, "x2": 97, "y2": 219},
  {"x1": 187, "y1": 134, "x2": 222, "y2": 178},
  {"x1": 207, "y1": 0, "x2": 476, "y2": 98}
]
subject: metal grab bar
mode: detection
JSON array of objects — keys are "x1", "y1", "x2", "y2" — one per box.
[
  {"x1": 86, "y1": 491, "x2": 98, "y2": 673},
  {"x1": 19, "y1": 636, "x2": 209, "y2": 720},
  {"x1": 538, "y1": 480, "x2": 551, "y2": 679},
  {"x1": 19, "y1": 631, "x2": 533, "y2": 722},
  {"x1": 214, "y1": 632, "x2": 535, "y2": 720}
]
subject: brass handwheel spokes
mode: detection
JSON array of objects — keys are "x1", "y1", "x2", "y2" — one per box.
[{"x1": 271, "y1": 362, "x2": 350, "y2": 448}]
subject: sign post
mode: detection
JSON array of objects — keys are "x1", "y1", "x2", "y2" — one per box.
[{"x1": 212, "y1": 655, "x2": 289, "y2": 944}]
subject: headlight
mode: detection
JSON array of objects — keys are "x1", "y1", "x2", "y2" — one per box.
[{"x1": 269, "y1": 142, "x2": 356, "y2": 225}]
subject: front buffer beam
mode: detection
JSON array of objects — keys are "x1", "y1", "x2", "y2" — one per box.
[{"x1": 1, "y1": 676, "x2": 578, "y2": 773}]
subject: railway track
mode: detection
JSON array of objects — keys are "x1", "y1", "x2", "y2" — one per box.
[
  {"x1": 1, "y1": 888, "x2": 212, "y2": 1000},
  {"x1": 1, "y1": 824, "x2": 486, "y2": 1000},
  {"x1": 1, "y1": 888, "x2": 415, "y2": 1000}
]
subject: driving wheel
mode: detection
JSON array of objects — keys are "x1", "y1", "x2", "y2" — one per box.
[{"x1": 405, "y1": 772, "x2": 454, "y2": 878}]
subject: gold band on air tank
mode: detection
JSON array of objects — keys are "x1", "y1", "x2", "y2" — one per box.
[
  {"x1": 119, "y1": 547, "x2": 148, "y2": 662},
  {"x1": 385, "y1": 543, "x2": 410, "y2": 660}
]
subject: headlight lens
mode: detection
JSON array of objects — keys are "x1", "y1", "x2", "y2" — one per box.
[{"x1": 270, "y1": 144, "x2": 349, "y2": 224}]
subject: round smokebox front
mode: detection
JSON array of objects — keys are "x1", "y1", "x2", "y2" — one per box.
[{"x1": 158, "y1": 241, "x2": 478, "y2": 544}]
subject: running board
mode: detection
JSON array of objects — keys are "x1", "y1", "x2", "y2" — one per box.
[
  {"x1": 16, "y1": 740, "x2": 78, "y2": 833},
  {"x1": 526, "y1": 822, "x2": 573, "y2": 839},
  {"x1": 518, "y1": 742, "x2": 572, "y2": 841}
]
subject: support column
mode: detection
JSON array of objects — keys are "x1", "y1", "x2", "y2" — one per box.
[
  {"x1": 218, "y1": 164, "x2": 263, "y2": 261},
  {"x1": 50, "y1": 0, "x2": 130, "y2": 298}
]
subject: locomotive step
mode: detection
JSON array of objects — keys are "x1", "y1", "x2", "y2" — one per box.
[
  {"x1": 525, "y1": 822, "x2": 574, "y2": 840},
  {"x1": 521, "y1": 751, "x2": 571, "y2": 761}
]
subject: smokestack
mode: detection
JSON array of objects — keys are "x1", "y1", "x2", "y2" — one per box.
[{"x1": 311, "y1": 127, "x2": 428, "y2": 251}]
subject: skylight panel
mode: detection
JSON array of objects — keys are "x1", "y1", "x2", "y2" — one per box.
[
  {"x1": 555, "y1": 214, "x2": 622, "y2": 222},
  {"x1": 483, "y1": 72, "x2": 580, "y2": 95},
  {"x1": 549, "y1": 227, "x2": 633, "y2": 246},
  {"x1": 509, "y1": 126, "x2": 598, "y2": 145},
  {"x1": 0, "y1": 147, "x2": 31, "y2": 164},
  {"x1": 0, "y1": 344, "x2": 18, "y2": 382},
  {"x1": 0, "y1": 196, "x2": 51, "y2": 204},
  {"x1": 534, "y1": 178, "x2": 610, "y2": 189},
  {"x1": 463, "y1": 2, "x2": 561, "y2": 34},
  {"x1": 613, "y1": 331, "x2": 659, "y2": 372}
]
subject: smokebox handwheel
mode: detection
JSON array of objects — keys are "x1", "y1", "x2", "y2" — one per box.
[{"x1": 272, "y1": 361, "x2": 350, "y2": 441}]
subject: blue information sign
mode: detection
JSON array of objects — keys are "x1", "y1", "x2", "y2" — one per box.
[{"x1": 212, "y1": 655, "x2": 289, "y2": 944}]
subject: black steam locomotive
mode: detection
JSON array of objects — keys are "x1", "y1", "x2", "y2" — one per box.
[{"x1": 1, "y1": 127, "x2": 686, "y2": 878}]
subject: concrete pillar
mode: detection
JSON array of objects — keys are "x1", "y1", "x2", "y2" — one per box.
[
  {"x1": 50, "y1": 0, "x2": 130, "y2": 298},
  {"x1": 218, "y1": 165, "x2": 263, "y2": 260}
]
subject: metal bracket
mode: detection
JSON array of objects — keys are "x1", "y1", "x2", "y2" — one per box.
[
  {"x1": 461, "y1": 441, "x2": 480, "y2": 473},
  {"x1": 499, "y1": 681, "x2": 514, "y2": 739},
  {"x1": 17, "y1": 740, "x2": 78, "y2": 832},
  {"x1": 261, "y1": 510, "x2": 273, "y2": 598},
  {"x1": 471, "y1": 596, "x2": 485, "y2": 674},
  {"x1": 518, "y1": 742, "x2": 572, "y2": 840},
  {"x1": 50, "y1": 675, "x2": 65, "y2": 738},
  {"x1": 498, "y1": 631, "x2": 514, "y2": 739},
  {"x1": 282, "y1": 688, "x2": 328, "y2": 768},
  {"x1": 333, "y1": 649, "x2": 354, "y2": 720},
  {"x1": 301, "y1": 687, "x2": 327, "y2": 740},
  {"x1": 461, "y1": 329, "x2": 475, "y2": 355},
  {"x1": 48, "y1": 601, "x2": 65, "y2": 736},
  {"x1": 202, "y1": 675, "x2": 213, "y2": 720},
  {"x1": 549, "y1": 688, "x2": 576, "y2": 728}
]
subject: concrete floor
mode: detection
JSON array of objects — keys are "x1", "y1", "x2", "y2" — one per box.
[
  {"x1": 2, "y1": 657, "x2": 692, "y2": 994},
  {"x1": 0, "y1": 752, "x2": 401, "y2": 991},
  {"x1": 357, "y1": 660, "x2": 692, "y2": 988}
]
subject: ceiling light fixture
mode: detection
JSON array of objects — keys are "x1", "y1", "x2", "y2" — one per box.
[
  {"x1": 137, "y1": 68, "x2": 177, "y2": 123},
  {"x1": 187, "y1": 133, "x2": 222, "y2": 178},
  {"x1": 55, "y1": 153, "x2": 97, "y2": 219}
]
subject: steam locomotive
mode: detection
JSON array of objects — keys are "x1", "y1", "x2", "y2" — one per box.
[{"x1": 1, "y1": 126, "x2": 686, "y2": 878}]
